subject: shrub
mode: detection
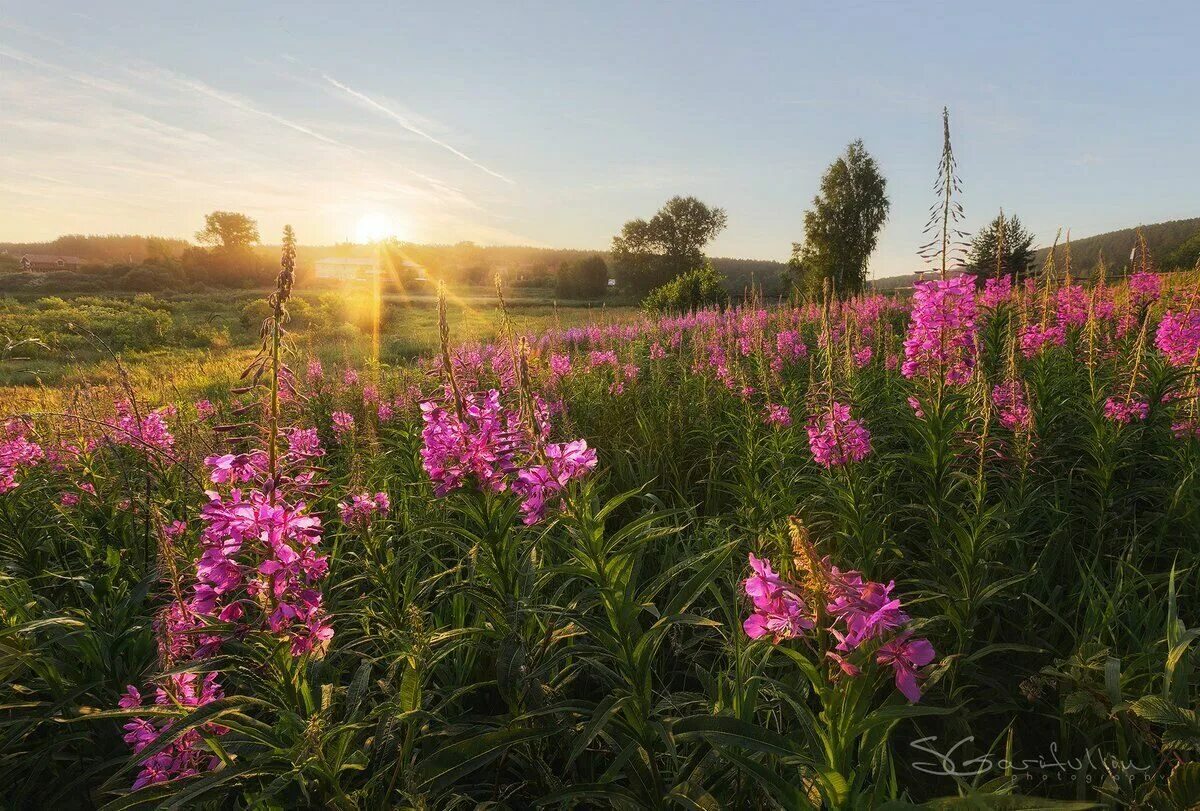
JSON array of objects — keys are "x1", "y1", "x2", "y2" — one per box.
[{"x1": 642, "y1": 262, "x2": 729, "y2": 313}]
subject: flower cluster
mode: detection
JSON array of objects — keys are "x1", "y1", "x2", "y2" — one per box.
[
  {"x1": 0, "y1": 419, "x2": 44, "y2": 493},
  {"x1": 331, "y1": 411, "x2": 355, "y2": 438},
  {"x1": 109, "y1": 400, "x2": 175, "y2": 452},
  {"x1": 1155, "y1": 306, "x2": 1200, "y2": 367},
  {"x1": 1018, "y1": 322, "x2": 1066, "y2": 358},
  {"x1": 1103, "y1": 396, "x2": 1149, "y2": 425},
  {"x1": 762, "y1": 403, "x2": 792, "y2": 429},
  {"x1": 991, "y1": 381, "x2": 1032, "y2": 432},
  {"x1": 979, "y1": 274, "x2": 1014, "y2": 309},
  {"x1": 902, "y1": 274, "x2": 978, "y2": 385},
  {"x1": 420, "y1": 389, "x2": 530, "y2": 496},
  {"x1": 120, "y1": 436, "x2": 334, "y2": 789},
  {"x1": 1129, "y1": 270, "x2": 1162, "y2": 306},
  {"x1": 511, "y1": 439, "x2": 598, "y2": 524},
  {"x1": 339, "y1": 491, "x2": 390, "y2": 528},
  {"x1": 1055, "y1": 284, "x2": 1090, "y2": 328},
  {"x1": 118, "y1": 674, "x2": 225, "y2": 790},
  {"x1": 806, "y1": 401, "x2": 872, "y2": 468},
  {"x1": 743, "y1": 553, "x2": 935, "y2": 702},
  {"x1": 420, "y1": 388, "x2": 596, "y2": 523}
]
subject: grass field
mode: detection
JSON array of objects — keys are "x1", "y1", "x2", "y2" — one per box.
[
  {"x1": 0, "y1": 290, "x2": 637, "y2": 409},
  {"x1": 2, "y1": 269, "x2": 1199, "y2": 808}
]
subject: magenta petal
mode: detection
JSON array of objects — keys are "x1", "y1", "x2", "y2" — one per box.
[
  {"x1": 743, "y1": 614, "x2": 769, "y2": 639},
  {"x1": 906, "y1": 638, "x2": 936, "y2": 667},
  {"x1": 895, "y1": 667, "x2": 922, "y2": 702}
]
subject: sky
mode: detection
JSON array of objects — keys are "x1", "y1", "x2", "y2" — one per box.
[{"x1": 1, "y1": 1, "x2": 1198, "y2": 278}]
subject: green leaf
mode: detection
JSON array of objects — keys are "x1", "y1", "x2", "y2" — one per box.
[
  {"x1": 1167, "y1": 761, "x2": 1200, "y2": 808},
  {"x1": 416, "y1": 726, "x2": 555, "y2": 791},
  {"x1": 399, "y1": 664, "x2": 421, "y2": 713},
  {"x1": 672, "y1": 714, "x2": 798, "y2": 759}
]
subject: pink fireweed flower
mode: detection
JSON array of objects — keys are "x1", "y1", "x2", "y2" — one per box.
[
  {"x1": 1055, "y1": 284, "x2": 1090, "y2": 329},
  {"x1": 1172, "y1": 419, "x2": 1200, "y2": 442},
  {"x1": 902, "y1": 274, "x2": 978, "y2": 385},
  {"x1": 330, "y1": 411, "x2": 355, "y2": 437},
  {"x1": 980, "y1": 274, "x2": 1014, "y2": 309},
  {"x1": 420, "y1": 389, "x2": 529, "y2": 496},
  {"x1": 204, "y1": 451, "x2": 267, "y2": 484},
  {"x1": 306, "y1": 358, "x2": 324, "y2": 382},
  {"x1": 876, "y1": 632, "x2": 936, "y2": 702},
  {"x1": 826, "y1": 578, "x2": 910, "y2": 651},
  {"x1": 194, "y1": 399, "x2": 216, "y2": 420},
  {"x1": 339, "y1": 491, "x2": 390, "y2": 528},
  {"x1": 762, "y1": 404, "x2": 792, "y2": 429},
  {"x1": 120, "y1": 672, "x2": 227, "y2": 789},
  {"x1": 1103, "y1": 396, "x2": 1149, "y2": 424},
  {"x1": 59, "y1": 491, "x2": 80, "y2": 507},
  {"x1": 806, "y1": 401, "x2": 872, "y2": 468},
  {"x1": 109, "y1": 401, "x2": 175, "y2": 452},
  {"x1": 1155, "y1": 307, "x2": 1200, "y2": 367},
  {"x1": 741, "y1": 550, "x2": 937, "y2": 700},
  {"x1": 744, "y1": 592, "x2": 812, "y2": 642},
  {"x1": 1018, "y1": 323, "x2": 1066, "y2": 358},
  {"x1": 775, "y1": 330, "x2": 807, "y2": 362},
  {"x1": 512, "y1": 439, "x2": 598, "y2": 524},
  {"x1": 286, "y1": 427, "x2": 324, "y2": 459},
  {"x1": 991, "y1": 381, "x2": 1032, "y2": 431},
  {"x1": 548, "y1": 353, "x2": 573, "y2": 380},
  {"x1": 906, "y1": 396, "x2": 925, "y2": 420},
  {"x1": 743, "y1": 553, "x2": 788, "y2": 602},
  {"x1": 742, "y1": 555, "x2": 814, "y2": 642},
  {"x1": 1128, "y1": 270, "x2": 1162, "y2": 306},
  {"x1": 342, "y1": 368, "x2": 359, "y2": 386}
]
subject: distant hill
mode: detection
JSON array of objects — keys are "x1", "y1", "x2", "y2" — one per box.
[
  {"x1": 868, "y1": 216, "x2": 1200, "y2": 292},
  {"x1": 1031, "y1": 217, "x2": 1200, "y2": 276}
]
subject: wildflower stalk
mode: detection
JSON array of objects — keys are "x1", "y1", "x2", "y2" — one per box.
[
  {"x1": 437, "y1": 282, "x2": 466, "y2": 421},
  {"x1": 266, "y1": 226, "x2": 296, "y2": 490}
]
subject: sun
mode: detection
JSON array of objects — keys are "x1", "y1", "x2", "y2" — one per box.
[{"x1": 355, "y1": 212, "x2": 397, "y2": 244}]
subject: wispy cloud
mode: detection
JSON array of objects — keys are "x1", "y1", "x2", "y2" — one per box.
[
  {"x1": 137, "y1": 67, "x2": 361, "y2": 154},
  {"x1": 321, "y1": 73, "x2": 514, "y2": 184}
]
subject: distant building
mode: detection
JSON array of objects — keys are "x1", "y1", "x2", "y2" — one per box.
[
  {"x1": 314, "y1": 256, "x2": 429, "y2": 283},
  {"x1": 314, "y1": 257, "x2": 379, "y2": 282},
  {"x1": 913, "y1": 266, "x2": 970, "y2": 283},
  {"x1": 20, "y1": 254, "x2": 87, "y2": 271}
]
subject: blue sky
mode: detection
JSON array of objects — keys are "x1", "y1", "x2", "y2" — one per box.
[{"x1": 1, "y1": 1, "x2": 1197, "y2": 277}]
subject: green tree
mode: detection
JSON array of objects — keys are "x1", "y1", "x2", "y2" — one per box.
[
  {"x1": 967, "y1": 211, "x2": 1036, "y2": 281},
  {"x1": 785, "y1": 243, "x2": 823, "y2": 302},
  {"x1": 1166, "y1": 230, "x2": 1200, "y2": 270},
  {"x1": 611, "y1": 196, "x2": 727, "y2": 294},
  {"x1": 195, "y1": 211, "x2": 260, "y2": 250},
  {"x1": 791, "y1": 140, "x2": 889, "y2": 298},
  {"x1": 556, "y1": 254, "x2": 609, "y2": 299}
]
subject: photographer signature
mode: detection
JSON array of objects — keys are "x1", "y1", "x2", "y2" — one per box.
[{"x1": 908, "y1": 735, "x2": 1154, "y2": 778}]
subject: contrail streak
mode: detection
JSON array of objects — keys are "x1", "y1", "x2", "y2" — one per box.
[{"x1": 322, "y1": 73, "x2": 513, "y2": 184}]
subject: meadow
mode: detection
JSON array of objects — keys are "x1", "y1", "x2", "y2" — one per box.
[{"x1": 1, "y1": 252, "x2": 1199, "y2": 809}]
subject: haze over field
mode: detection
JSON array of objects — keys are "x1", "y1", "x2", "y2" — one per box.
[{"x1": 2, "y1": 2, "x2": 1199, "y2": 278}]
